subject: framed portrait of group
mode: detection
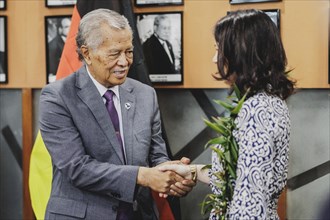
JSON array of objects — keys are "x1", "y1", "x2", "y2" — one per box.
[
  {"x1": 0, "y1": 0, "x2": 6, "y2": 10},
  {"x1": 45, "y1": 15, "x2": 72, "y2": 83},
  {"x1": 0, "y1": 16, "x2": 7, "y2": 83},
  {"x1": 45, "y1": 0, "x2": 76, "y2": 7},
  {"x1": 136, "y1": 12, "x2": 183, "y2": 84},
  {"x1": 135, "y1": 0, "x2": 183, "y2": 7}
]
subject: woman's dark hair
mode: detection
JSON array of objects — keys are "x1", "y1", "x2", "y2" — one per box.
[{"x1": 214, "y1": 9, "x2": 295, "y2": 100}]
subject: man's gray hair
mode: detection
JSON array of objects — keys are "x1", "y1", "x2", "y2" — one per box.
[
  {"x1": 153, "y1": 14, "x2": 169, "y2": 30},
  {"x1": 76, "y1": 9, "x2": 132, "y2": 61}
]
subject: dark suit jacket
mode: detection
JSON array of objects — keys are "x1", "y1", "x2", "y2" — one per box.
[
  {"x1": 48, "y1": 35, "x2": 65, "y2": 75},
  {"x1": 143, "y1": 34, "x2": 176, "y2": 75},
  {"x1": 39, "y1": 66, "x2": 169, "y2": 220}
]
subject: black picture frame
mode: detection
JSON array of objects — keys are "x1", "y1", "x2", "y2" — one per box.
[
  {"x1": 263, "y1": 9, "x2": 280, "y2": 30},
  {"x1": 230, "y1": 0, "x2": 280, "y2": 4},
  {"x1": 227, "y1": 9, "x2": 280, "y2": 30},
  {"x1": 136, "y1": 12, "x2": 183, "y2": 85},
  {"x1": 45, "y1": 0, "x2": 76, "y2": 8},
  {"x1": 45, "y1": 15, "x2": 72, "y2": 83},
  {"x1": 135, "y1": 0, "x2": 183, "y2": 7},
  {"x1": 0, "y1": 0, "x2": 6, "y2": 10},
  {"x1": 0, "y1": 16, "x2": 7, "y2": 84}
]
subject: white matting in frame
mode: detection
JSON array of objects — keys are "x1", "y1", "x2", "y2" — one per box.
[
  {"x1": 230, "y1": 0, "x2": 280, "y2": 4},
  {"x1": 0, "y1": 0, "x2": 6, "y2": 10},
  {"x1": 46, "y1": 0, "x2": 76, "y2": 7},
  {"x1": 136, "y1": 12, "x2": 183, "y2": 84},
  {"x1": 0, "y1": 16, "x2": 7, "y2": 83},
  {"x1": 263, "y1": 9, "x2": 280, "y2": 30},
  {"x1": 135, "y1": 0, "x2": 183, "y2": 7}
]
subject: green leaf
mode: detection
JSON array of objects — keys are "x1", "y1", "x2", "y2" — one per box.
[
  {"x1": 229, "y1": 142, "x2": 238, "y2": 162},
  {"x1": 205, "y1": 136, "x2": 227, "y2": 148},
  {"x1": 224, "y1": 151, "x2": 232, "y2": 164},
  {"x1": 231, "y1": 88, "x2": 249, "y2": 115},
  {"x1": 233, "y1": 84, "x2": 241, "y2": 99},
  {"x1": 213, "y1": 99, "x2": 235, "y2": 111},
  {"x1": 232, "y1": 137, "x2": 238, "y2": 152},
  {"x1": 204, "y1": 119, "x2": 228, "y2": 135},
  {"x1": 202, "y1": 164, "x2": 211, "y2": 170},
  {"x1": 227, "y1": 164, "x2": 237, "y2": 179},
  {"x1": 211, "y1": 146, "x2": 226, "y2": 161}
]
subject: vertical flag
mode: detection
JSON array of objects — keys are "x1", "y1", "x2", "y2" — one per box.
[{"x1": 29, "y1": 0, "x2": 177, "y2": 219}]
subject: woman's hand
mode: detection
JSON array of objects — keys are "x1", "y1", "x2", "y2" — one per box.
[{"x1": 158, "y1": 164, "x2": 192, "y2": 180}]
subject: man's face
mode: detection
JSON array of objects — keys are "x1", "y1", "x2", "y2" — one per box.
[
  {"x1": 155, "y1": 18, "x2": 171, "y2": 41},
  {"x1": 82, "y1": 24, "x2": 133, "y2": 88},
  {"x1": 59, "y1": 18, "x2": 71, "y2": 37}
]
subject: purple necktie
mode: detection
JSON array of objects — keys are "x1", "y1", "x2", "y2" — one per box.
[
  {"x1": 104, "y1": 90, "x2": 133, "y2": 220},
  {"x1": 103, "y1": 90, "x2": 126, "y2": 164}
]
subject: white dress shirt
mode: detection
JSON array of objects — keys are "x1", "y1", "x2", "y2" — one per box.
[{"x1": 86, "y1": 66, "x2": 127, "y2": 160}]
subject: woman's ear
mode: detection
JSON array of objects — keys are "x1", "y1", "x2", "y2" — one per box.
[{"x1": 81, "y1": 46, "x2": 91, "y2": 65}]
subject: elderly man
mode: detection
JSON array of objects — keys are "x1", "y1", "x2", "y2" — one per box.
[{"x1": 40, "y1": 9, "x2": 194, "y2": 220}]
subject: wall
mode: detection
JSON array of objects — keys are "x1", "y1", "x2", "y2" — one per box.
[
  {"x1": 0, "y1": 0, "x2": 329, "y2": 220},
  {"x1": 0, "y1": 0, "x2": 329, "y2": 88}
]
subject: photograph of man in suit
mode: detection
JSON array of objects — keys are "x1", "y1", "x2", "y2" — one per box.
[
  {"x1": 39, "y1": 9, "x2": 194, "y2": 220},
  {"x1": 47, "y1": 17, "x2": 71, "y2": 82},
  {"x1": 142, "y1": 15, "x2": 178, "y2": 76},
  {"x1": 0, "y1": 16, "x2": 6, "y2": 82},
  {"x1": 0, "y1": 0, "x2": 4, "y2": 9},
  {"x1": 0, "y1": 51, "x2": 4, "y2": 74}
]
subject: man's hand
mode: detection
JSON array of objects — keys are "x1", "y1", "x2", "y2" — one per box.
[
  {"x1": 157, "y1": 157, "x2": 196, "y2": 198},
  {"x1": 137, "y1": 167, "x2": 181, "y2": 193}
]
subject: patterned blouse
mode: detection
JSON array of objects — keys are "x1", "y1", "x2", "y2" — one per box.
[{"x1": 209, "y1": 92, "x2": 291, "y2": 220}]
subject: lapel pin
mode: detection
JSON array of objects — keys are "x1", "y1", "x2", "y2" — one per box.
[{"x1": 125, "y1": 102, "x2": 131, "y2": 110}]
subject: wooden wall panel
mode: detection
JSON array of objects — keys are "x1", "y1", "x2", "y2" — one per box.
[{"x1": 0, "y1": 0, "x2": 328, "y2": 89}]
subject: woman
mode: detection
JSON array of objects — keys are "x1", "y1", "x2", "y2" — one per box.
[{"x1": 159, "y1": 9, "x2": 295, "y2": 220}]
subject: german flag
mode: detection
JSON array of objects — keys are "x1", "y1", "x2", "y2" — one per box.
[{"x1": 29, "y1": 1, "x2": 176, "y2": 219}]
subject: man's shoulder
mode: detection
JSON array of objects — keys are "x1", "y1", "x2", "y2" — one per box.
[
  {"x1": 143, "y1": 35, "x2": 157, "y2": 46},
  {"x1": 42, "y1": 70, "x2": 78, "y2": 94},
  {"x1": 125, "y1": 77, "x2": 152, "y2": 90}
]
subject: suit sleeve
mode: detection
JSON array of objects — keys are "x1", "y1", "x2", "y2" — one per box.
[
  {"x1": 39, "y1": 85, "x2": 139, "y2": 203},
  {"x1": 148, "y1": 88, "x2": 170, "y2": 166}
]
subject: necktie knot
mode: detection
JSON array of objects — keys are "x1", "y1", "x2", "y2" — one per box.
[
  {"x1": 103, "y1": 90, "x2": 119, "y2": 132},
  {"x1": 103, "y1": 90, "x2": 115, "y2": 103}
]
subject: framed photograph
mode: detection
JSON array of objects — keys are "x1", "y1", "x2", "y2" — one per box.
[
  {"x1": 0, "y1": 16, "x2": 7, "y2": 83},
  {"x1": 45, "y1": 0, "x2": 76, "y2": 8},
  {"x1": 136, "y1": 12, "x2": 183, "y2": 84},
  {"x1": 227, "y1": 9, "x2": 280, "y2": 30},
  {"x1": 263, "y1": 9, "x2": 280, "y2": 30},
  {"x1": 45, "y1": 15, "x2": 72, "y2": 83},
  {"x1": 0, "y1": 0, "x2": 6, "y2": 10},
  {"x1": 230, "y1": 0, "x2": 280, "y2": 4},
  {"x1": 135, "y1": 0, "x2": 183, "y2": 7}
]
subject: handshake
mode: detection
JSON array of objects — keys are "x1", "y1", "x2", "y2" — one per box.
[{"x1": 137, "y1": 157, "x2": 200, "y2": 198}]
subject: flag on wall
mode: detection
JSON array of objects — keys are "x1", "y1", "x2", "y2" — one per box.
[{"x1": 29, "y1": 0, "x2": 175, "y2": 219}]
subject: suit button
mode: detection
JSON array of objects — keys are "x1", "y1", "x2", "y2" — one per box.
[
  {"x1": 112, "y1": 206, "x2": 118, "y2": 212},
  {"x1": 111, "y1": 192, "x2": 121, "y2": 198}
]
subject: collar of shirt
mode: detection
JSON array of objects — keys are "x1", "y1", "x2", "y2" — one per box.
[
  {"x1": 85, "y1": 65, "x2": 126, "y2": 152},
  {"x1": 155, "y1": 33, "x2": 167, "y2": 45},
  {"x1": 85, "y1": 65, "x2": 120, "y2": 103}
]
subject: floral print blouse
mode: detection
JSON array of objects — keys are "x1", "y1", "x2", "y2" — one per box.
[{"x1": 209, "y1": 92, "x2": 291, "y2": 220}]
